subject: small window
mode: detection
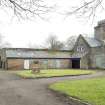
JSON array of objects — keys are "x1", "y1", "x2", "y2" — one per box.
[{"x1": 77, "y1": 46, "x2": 85, "y2": 52}]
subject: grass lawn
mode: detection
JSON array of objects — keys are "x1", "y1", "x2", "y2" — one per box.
[
  {"x1": 16, "y1": 69, "x2": 95, "y2": 78},
  {"x1": 49, "y1": 77, "x2": 105, "y2": 105}
]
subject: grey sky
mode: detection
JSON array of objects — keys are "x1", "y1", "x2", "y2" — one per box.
[{"x1": 0, "y1": 0, "x2": 105, "y2": 48}]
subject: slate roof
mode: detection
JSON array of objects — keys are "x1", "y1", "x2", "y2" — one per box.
[
  {"x1": 67, "y1": 35, "x2": 102, "y2": 50},
  {"x1": 84, "y1": 37, "x2": 102, "y2": 47},
  {"x1": 5, "y1": 49, "x2": 87, "y2": 59},
  {"x1": 5, "y1": 48, "x2": 71, "y2": 58},
  {"x1": 4, "y1": 35, "x2": 102, "y2": 59}
]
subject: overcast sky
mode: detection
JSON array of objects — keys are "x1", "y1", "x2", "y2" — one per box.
[{"x1": 0, "y1": 0, "x2": 105, "y2": 48}]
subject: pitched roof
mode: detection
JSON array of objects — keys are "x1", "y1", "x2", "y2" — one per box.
[
  {"x1": 67, "y1": 35, "x2": 102, "y2": 50},
  {"x1": 84, "y1": 37, "x2": 102, "y2": 47},
  {"x1": 5, "y1": 48, "x2": 71, "y2": 58},
  {"x1": 5, "y1": 48, "x2": 87, "y2": 59}
]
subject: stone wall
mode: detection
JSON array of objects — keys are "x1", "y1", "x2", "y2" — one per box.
[
  {"x1": 80, "y1": 54, "x2": 89, "y2": 69},
  {"x1": 89, "y1": 47, "x2": 105, "y2": 69},
  {"x1": 95, "y1": 20, "x2": 105, "y2": 41},
  {"x1": 7, "y1": 58, "x2": 71, "y2": 70},
  {"x1": 30, "y1": 59, "x2": 71, "y2": 69},
  {"x1": 73, "y1": 35, "x2": 90, "y2": 54},
  {"x1": 60, "y1": 59, "x2": 71, "y2": 69},
  {"x1": 72, "y1": 35, "x2": 90, "y2": 69},
  {"x1": 90, "y1": 54, "x2": 105, "y2": 69}
]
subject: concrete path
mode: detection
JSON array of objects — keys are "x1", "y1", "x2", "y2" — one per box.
[{"x1": 0, "y1": 70, "x2": 105, "y2": 105}]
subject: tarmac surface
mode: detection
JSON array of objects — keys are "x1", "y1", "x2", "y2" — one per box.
[{"x1": 0, "y1": 70, "x2": 104, "y2": 105}]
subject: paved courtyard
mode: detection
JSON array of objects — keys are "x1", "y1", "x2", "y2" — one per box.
[{"x1": 0, "y1": 70, "x2": 105, "y2": 105}]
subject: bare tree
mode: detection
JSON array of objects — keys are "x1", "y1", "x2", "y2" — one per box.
[
  {"x1": 46, "y1": 35, "x2": 64, "y2": 50},
  {"x1": 65, "y1": 36, "x2": 78, "y2": 50},
  {"x1": 0, "y1": 0, "x2": 53, "y2": 19},
  {"x1": 66, "y1": 0, "x2": 104, "y2": 21},
  {"x1": 0, "y1": 0, "x2": 104, "y2": 21}
]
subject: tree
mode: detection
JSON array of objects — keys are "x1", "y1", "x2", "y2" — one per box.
[
  {"x1": 65, "y1": 0, "x2": 104, "y2": 21},
  {"x1": 1, "y1": 0, "x2": 103, "y2": 21},
  {"x1": 46, "y1": 35, "x2": 64, "y2": 50},
  {"x1": 65, "y1": 36, "x2": 78, "y2": 50},
  {"x1": 0, "y1": 0, "x2": 52, "y2": 19}
]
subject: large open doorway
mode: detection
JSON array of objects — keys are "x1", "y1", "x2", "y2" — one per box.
[{"x1": 71, "y1": 58, "x2": 80, "y2": 69}]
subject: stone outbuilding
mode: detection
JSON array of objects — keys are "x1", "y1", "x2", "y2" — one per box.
[
  {"x1": 0, "y1": 48, "x2": 72, "y2": 70},
  {"x1": 0, "y1": 20, "x2": 105, "y2": 70}
]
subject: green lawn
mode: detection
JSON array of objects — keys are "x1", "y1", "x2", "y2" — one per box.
[
  {"x1": 49, "y1": 77, "x2": 105, "y2": 105},
  {"x1": 16, "y1": 69, "x2": 95, "y2": 78}
]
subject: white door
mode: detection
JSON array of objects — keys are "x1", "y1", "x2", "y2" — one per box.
[{"x1": 24, "y1": 60, "x2": 30, "y2": 69}]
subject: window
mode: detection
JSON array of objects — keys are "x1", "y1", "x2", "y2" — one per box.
[{"x1": 77, "y1": 46, "x2": 85, "y2": 52}]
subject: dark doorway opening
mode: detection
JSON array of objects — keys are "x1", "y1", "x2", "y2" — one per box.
[{"x1": 71, "y1": 58, "x2": 80, "y2": 69}]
